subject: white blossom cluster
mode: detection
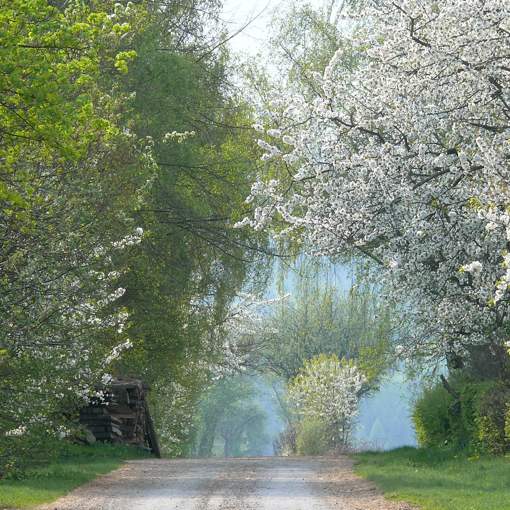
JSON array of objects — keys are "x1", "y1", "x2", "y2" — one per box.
[
  {"x1": 163, "y1": 130, "x2": 196, "y2": 144},
  {"x1": 242, "y1": 0, "x2": 510, "y2": 362},
  {"x1": 2, "y1": 225, "x2": 141, "y2": 436},
  {"x1": 288, "y1": 355, "x2": 365, "y2": 445},
  {"x1": 112, "y1": 226, "x2": 144, "y2": 249}
]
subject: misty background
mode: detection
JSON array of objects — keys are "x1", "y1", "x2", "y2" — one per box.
[{"x1": 186, "y1": 0, "x2": 418, "y2": 458}]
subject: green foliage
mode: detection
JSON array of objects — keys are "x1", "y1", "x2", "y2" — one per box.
[
  {"x1": 412, "y1": 378, "x2": 510, "y2": 454},
  {"x1": 474, "y1": 384, "x2": 510, "y2": 454},
  {"x1": 270, "y1": 0, "x2": 354, "y2": 90},
  {"x1": 260, "y1": 265, "x2": 393, "y2": 382},
  {"x1": 0, "y1": 0, "x2": 144, "y2": 215},
  {"x1": 355, "y1": 447, "x2": 510, "y2": 510},
  {"x1": 296, "y1": 418, "x2": 329, "y2": 456},
  {"x1": 109, "y1": 0, "x2": 270, "y2": 453},
  {"x1": 413, "y1": 385, "x2": 454, "y2": 448},
  {"x1": 0, "y1": 443, "x2": 149, "y2": 509}
]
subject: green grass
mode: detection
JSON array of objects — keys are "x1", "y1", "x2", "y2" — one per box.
[
  {"x1": 0, "y1": 443, "x2": 150, "y2": 509},
  {"x1": 354, "y1": 447, "x2": 510, "y2": 510}
]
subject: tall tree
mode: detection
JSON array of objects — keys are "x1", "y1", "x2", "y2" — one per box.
[{"x1": 0, "y1": 0, "x2": 152, "y2": 470}]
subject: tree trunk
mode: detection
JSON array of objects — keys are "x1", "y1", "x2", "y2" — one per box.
[{"x1": 198, "y1": 417, "x2": 218, "y2": 457}]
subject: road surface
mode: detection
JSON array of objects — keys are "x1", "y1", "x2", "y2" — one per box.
[{"x1": 39, "y1": 456, "x2": 413, "y2": 510}]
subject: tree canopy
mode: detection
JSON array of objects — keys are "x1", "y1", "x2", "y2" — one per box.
[{"x1": 242, "y1": 0, "x2": 510, "y2": 370}]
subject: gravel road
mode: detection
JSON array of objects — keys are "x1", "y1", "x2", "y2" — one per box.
[{"x1": 39, "y1": 456, "x2": 413, "y2": 510}]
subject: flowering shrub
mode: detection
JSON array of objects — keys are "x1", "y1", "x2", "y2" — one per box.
[{"x1": 288, "y1": 354, "x2": 366, "y2": 446}]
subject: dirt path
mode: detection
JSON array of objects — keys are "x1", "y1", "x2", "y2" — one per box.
[{"x1": 39, "y1": 456, "x2": 413, "y2": 510}]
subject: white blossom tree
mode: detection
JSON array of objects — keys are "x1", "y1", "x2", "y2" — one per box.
[{"x1": 241, "y1": 0, "x2": 510, "y2": 369}]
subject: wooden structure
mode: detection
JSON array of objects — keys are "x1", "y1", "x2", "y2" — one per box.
[{"x1": 79, "y1": 378, "x2": 161, "y2": 458}]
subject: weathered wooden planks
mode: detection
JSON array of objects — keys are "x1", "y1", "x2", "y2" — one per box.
[{"x1": 79, "y1": 378, "x2": 161, "y2": 457}]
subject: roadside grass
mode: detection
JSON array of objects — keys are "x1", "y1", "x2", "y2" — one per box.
[
  {"x1": 0, "y1": 443, "x2": 150, "y2": 509},
  {"x1": 354, "y1": 446, "x2": 510, "y2": 510}
]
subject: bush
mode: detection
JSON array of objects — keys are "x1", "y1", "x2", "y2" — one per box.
[
  {"x1": 413, "y1": 378, "x2": 510, "y2": 454},
  {"x1": 413, "y1": 384, "x2": 453, "y2": 448},
  {"x1": 296, "y1": 418, "x2": 329, "y2": 456},
  {"x1": 275, "y1": 425, "x2": 297, "y2": 456},
  {"x1": 474, "y1": 384, "x2": 510, "y2": 454},
  {"x1": 0, "y1": 430, "x2": 62, "y2": 479}
]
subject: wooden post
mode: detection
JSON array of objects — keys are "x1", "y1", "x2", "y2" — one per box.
[{"x1": 144, "y1": 401, "x2": 161, "y2": 459}]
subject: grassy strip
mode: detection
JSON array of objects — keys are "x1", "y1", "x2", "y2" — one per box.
[
  {"x1": 0, "y1": 443, "x2": 150, "y2": 509},
  {"x1": 354, "y1": 446, "x2": 510, "y2": 510}
]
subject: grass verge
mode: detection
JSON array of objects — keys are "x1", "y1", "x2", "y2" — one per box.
[
  {"x1": 354, "y1": 446, "x2": 510, "y2": 510},
  {"x1": 0, "y1": 443, "x2": 150, "y2": 509}
]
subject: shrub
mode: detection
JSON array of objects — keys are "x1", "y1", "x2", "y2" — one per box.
[
  {"x1": 474, "y1": 384, "x2": 510, "y2": 454},
  {"x1": 288, "y1": 354, "x2": 365, "y2": 448},
  {"x1": 413, "y1": 378, "x2": 510, "y2": 454},
  {"x1": 413, "y1": 384, "x2": 453, "y2": 448},
  {"x1": 296, "y1": 418, "x2": 329, "y2": 456},
  {"x1": 275, "y1": 425, "x2": 297, "y2": 456}
]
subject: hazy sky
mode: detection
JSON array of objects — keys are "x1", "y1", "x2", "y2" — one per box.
[
  {"x1": 222, "y1": 0, "x2": 330, "y2": 56},
  {"x1": 221, "y1": 0, "x2": 283, "y2": 55}
]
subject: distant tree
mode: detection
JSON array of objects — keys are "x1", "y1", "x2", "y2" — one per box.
[
  {"x1": 269, "y1": 0, "x2": 353, "y2": 93},
  {"x1": 257, "y1": 264, "x2": 393, "y2": 382},
  {"x1": 193, "y1": 376, "x2": 269, "y2": 458}
]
